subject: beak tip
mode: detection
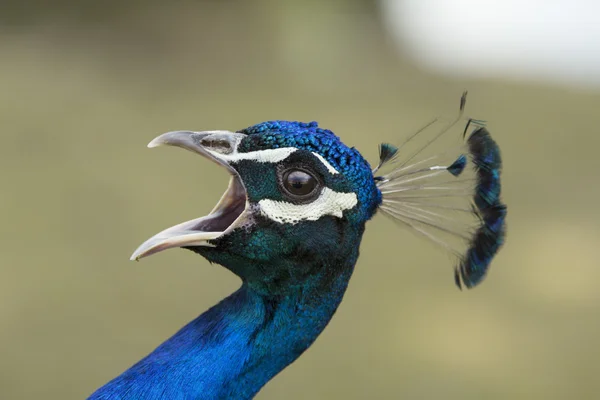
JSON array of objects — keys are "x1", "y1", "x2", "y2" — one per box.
[
  {"x1": 147, "y1": 131, "x2": 196, "y2": 149},
  {"x1": 130, "y1": 250, "x2": 144, "y2": 261},
  {"x1": 147, "y1": 138, "x2": 161, "y2": 148}
]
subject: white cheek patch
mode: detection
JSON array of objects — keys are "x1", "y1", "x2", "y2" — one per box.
[
  {"x1": 312, "y1": 152, "x2": 339, "y2": 174},
  {"x1": 208, "y1": 147, "x2": 298, "y2": 164},
  {"x1": 258, "y1": 188, "x2": 358, "y2": 224}
]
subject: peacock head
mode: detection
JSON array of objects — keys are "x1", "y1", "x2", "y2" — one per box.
[
  {"x1": 131, "y1": 98, "x2": 507, "y2": 292},
  {"x1": 131, "y1": 121, "x2": 381, "y2": 293}
]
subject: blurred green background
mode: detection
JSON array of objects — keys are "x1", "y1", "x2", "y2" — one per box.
[{"x1": 2, "y1": 1, "x2": 599, "y2": 399}]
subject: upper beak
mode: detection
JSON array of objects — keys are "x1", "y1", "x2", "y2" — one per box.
[{"x1": 130, "y1": 130, "x2": 248, "y2": 261}]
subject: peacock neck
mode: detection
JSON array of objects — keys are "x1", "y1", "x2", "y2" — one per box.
[{"x1": 89, "y1": 264, "x2": 355, "y2": 400}]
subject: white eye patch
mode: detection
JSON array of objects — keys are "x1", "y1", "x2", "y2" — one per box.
[
  {"x1": 208, "y1": 147, "x2": 298, "y2": 164},
  {"x1": 258, "y1": 188, "x2": 358, "y2": 224},
  {"x1": 208, "y1": 146, "x2": 340, "y2": 175},
  {"x1": 312, "y1": 152, "x2": 339, "y2": 174}
]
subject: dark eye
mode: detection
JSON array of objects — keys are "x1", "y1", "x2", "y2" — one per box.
[{"x1": 283, "y1": 169, "x2": 318, "y2": 197}]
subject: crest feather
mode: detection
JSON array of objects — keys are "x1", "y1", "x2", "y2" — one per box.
[{"x1": 375, "y1": 93, "x2": 506, "y2": 289}]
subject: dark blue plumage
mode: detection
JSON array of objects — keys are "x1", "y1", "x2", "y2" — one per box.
[{"x1": 90, "y1": 98, "x2": 506, "y2": 399}]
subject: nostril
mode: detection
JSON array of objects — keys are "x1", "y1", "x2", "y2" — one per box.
[
  {"x1": 192, "y1": 131, "x2": 246, "y2": 155},
  {"x1": 201, "y1": 138, "x2": 232, "y2": 153}
]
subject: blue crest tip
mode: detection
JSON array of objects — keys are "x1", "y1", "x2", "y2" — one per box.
[
  {"x1": 455, "y1": 126, "x2": 506, "y2": 289},
  {"x1": 378, "y1": 143, "x2": 398, "y2": 165},
  {"x1": 447, "y1": 154, "x2": 467, "y2": 176}
]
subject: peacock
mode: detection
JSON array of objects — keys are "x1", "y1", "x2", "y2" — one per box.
[{"x1": 89, "y1": 94, "x2": 506, "y2": 399}]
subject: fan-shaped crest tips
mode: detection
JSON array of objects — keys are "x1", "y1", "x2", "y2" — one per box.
[{"x1": 375, "y1": 93, "x2": 506, "y2": 289}]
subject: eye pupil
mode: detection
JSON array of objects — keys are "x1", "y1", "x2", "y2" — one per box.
[{"x1": 284, "y1": 170, "x2": 317, "y2": 196}]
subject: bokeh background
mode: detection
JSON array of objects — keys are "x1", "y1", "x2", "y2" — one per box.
[{"x1": 2, "y1": 1, "x2": 599, "y2": 399}]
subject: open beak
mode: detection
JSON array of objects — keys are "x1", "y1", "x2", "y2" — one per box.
[{"x1": 130, "y1": 130, "x2": 249, "y2": 261}]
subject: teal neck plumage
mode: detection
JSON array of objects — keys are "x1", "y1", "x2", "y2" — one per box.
[{"x1": 89, "y1": 256, "x2": 356, "y2": 400}]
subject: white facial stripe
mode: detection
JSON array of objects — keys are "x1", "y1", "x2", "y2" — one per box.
[
  {"x1": 258, "y1": 188, "x2": 358, "y2": 224},
  {"x1": 207, "y1": 147, "x2": 297, "y2": 164},
  {"x1": 312, "y1": 152, "x2": 339, "y2": 174}
]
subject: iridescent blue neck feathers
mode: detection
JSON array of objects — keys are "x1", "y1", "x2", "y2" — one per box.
[{"x1": 90, "y1": 258, "x2": 357, "y2": 400}]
